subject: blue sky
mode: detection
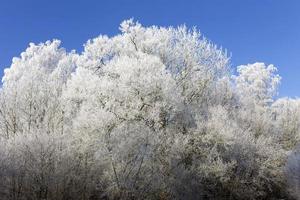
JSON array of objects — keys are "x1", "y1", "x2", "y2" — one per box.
[{"x1": 0, "y1": 0, "x2": 299, "y2": 97}]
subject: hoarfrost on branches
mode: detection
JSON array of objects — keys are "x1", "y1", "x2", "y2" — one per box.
[{"x1": 0, "y1": 19, "x2": 298, "y2": 200}]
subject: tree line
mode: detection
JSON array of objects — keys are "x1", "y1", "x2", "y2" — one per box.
[{"x1": 0, "y1": 19, "x2": 299, "y2": 200}]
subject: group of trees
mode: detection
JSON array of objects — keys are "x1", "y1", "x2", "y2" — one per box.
[{"x1": 0, "y1": 19, "x2": 299, "y2": 199}]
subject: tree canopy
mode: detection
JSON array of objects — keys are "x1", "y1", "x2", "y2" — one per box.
[{"x1": 0, "y1": 19, "x2": 299, "y2": 200}]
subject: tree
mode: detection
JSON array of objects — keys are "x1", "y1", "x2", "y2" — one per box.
[
  {"x1": 0, "y1": 20, "x2": 297, "y2": 200},
  {"x1": 234, "y1": 62, "x2": 281, "y2": 106}
]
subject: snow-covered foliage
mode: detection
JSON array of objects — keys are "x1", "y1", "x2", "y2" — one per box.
[{"x1": 0, "y1": 19, "x2": 298, "y2": 200}]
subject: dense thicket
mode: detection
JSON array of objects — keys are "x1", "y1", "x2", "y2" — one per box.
[{"x1": 0, "y1": 20, "x2": 299, "y2": 200}]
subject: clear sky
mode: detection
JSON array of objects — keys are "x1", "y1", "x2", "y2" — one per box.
[{"x1": 0, "y1": 0, "x2": 299, "y2": 97}]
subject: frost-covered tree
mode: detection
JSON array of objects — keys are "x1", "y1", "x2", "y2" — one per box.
[
  {"x1": 272, "y1": 98, "x2": 300, "y2": 150},
  {"x1": 233, "y1": 63, "x2": 281, "y2": 139},
  {"x1": 0, "y1": 20, "x2": 298, "y2": 200},
  {"x1": 234, "y1": 62, "x2": 281, "y2": 106}
]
